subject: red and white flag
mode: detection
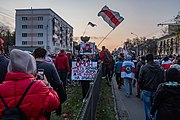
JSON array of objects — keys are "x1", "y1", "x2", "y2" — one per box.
[{"x1": 98, "y1": 5, "x2": 124, "y2": 29}]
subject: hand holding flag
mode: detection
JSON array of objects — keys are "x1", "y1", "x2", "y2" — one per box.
[{"x1": 98, "y1": 5, "x2": 124, "y2": 29}]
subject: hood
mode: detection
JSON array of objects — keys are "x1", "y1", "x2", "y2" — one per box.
[
  {"x1": 146, "y1": 61, "x2": 162, "y2": 72},
  {"x1": 58, "y1": 52, "x2": 65, "y2": 57},
  {"x1": 141, "y1": 60, "x2": 146, "y2": 65},
  {"x1": 162, "y1": 82, "x2": 180, "y2": 95},
  {"x1": 125, "y1": 55, "x2": 132, "y2": 61},
  {"x1": 8, "y1": 49, "x2": 37, "y2": 76}
]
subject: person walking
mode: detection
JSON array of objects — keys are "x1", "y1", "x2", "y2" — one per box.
[
  {"x1": 150, "y1": 68, "x2": 180, "y2": 120},
  {"x1": 0, "y1": 46, "x2": 9, "y2": 84},
  {"x1": 100, "y1": 46, "x2": 112, "y2": 79},
  {"x1": 54, "y1": 49, "x2": 70, "y2": 89},
  {"x1": 135, "y1": 56, "x2": 145, "y2": 98},
  {"x1": 0, "y1": 49, "x2": 60, "y2": 119},
  {"x1": 138, "y1": 53, "x2": 164, "y2": 120},
  {"x1": 80, "y1": 55, "x2": 91, "y2": 100},
  {"x1": 121, "y1": 55, "x2": 135, "y2": 97},
  {"x1": 114, "y1": 57, "x2": 123, "y2": 89},
  {"x1": 33, "y1": 47, "x2": 66, "y2": 118}
]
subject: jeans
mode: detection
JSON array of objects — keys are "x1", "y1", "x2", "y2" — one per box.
[
  {"x1": 124, "y1": 78, "x2": 133, "y2": 96},
  {"x1": 141, "y1": 90, "x2": 156, "y2": 120}
]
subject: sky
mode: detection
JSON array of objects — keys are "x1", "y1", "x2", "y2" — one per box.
[{"x1": 0, "y1": 0, "x2": 179, "y2": 51}]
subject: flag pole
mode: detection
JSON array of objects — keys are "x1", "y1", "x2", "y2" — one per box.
[
  {"x1": 97, "y1": 29, "x2": 114, "y2": 47},
  {"x1": 82, "y1": 24, "x2": 88, "y2": 36}
]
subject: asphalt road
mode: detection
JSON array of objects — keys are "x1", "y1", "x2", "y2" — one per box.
[{"x1": 112, "y1": 77, "x2": 146, "y2": 120}]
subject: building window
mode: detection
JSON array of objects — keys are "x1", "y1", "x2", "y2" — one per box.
[
  {"x1": 22, "y1": 25, "x2": 27, "y2": 29},
  {"x1": 38, "y1": 17, "x2": 43, "y2": 21},
  {"x1": 22, "y1": 17, "x2": 27, "y2": 21},
  {"x1": 38, "y1": 41, "x2": 43, "y2": 45},
  {"x1": 38, "y1": 25, "x2": 43, "y2": 29},
  {"x1": 38, "y1": 33, "x2": 43, "y2": 37},
  {"x1": 22, "y1": 41, "x2": 27, "y2": 45},
  {"x1": 22, "y1": 33, "x2": 27, "y2": 37}
]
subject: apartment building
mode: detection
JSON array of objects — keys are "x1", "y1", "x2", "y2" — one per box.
[{"x1": 15, "y1": 8, "x2": 73, "y2": 54}]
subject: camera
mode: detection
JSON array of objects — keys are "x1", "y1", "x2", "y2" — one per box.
[{"x1": 37, "y1": 69, "x2": 44, "y2": 80}]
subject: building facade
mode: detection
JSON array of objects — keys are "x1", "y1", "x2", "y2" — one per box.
[
  {"x1": 157, "y1": 33, "x2": 179, "y2": 56},
  {"x1": 15, "y1": 8, "x2": 73, "y2": 54}
]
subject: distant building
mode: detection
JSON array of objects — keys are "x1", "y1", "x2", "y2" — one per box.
[
  {"x1": 15, "y1": 8, "x2": 73, "y2": 54},
  {"x1": 157, "y1": 33, "x2": 178, "y2": 56}
]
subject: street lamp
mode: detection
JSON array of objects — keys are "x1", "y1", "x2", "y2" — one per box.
[{"x1": 131, "y1": 32, "x2": 139, "y2": 56}]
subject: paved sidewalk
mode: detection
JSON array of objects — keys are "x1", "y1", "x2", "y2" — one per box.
[{"x1": 112, "y1": 77, "x2": 146, "y2": 120}]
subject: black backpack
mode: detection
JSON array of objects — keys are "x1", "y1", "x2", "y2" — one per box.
[
  {"x1": 0, "y1": 81, "x2": 36, "y2": 120},
  {"x1": 104, "y1": 51, "x2": 111, "y2": 62}
]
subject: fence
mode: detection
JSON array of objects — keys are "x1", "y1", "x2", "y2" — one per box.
[{"x1": 76, "y1": 64, "x2": 102, "y2": 120}]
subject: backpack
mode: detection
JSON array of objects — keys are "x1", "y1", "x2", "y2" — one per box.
[
  {"x1": 104, "y1": 51, "x2": 111, "y2": 63},
  {"x1": 0, "y1": 81, "x2": 36, "y2": 120}
]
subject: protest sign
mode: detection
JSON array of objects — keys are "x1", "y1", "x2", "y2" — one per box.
[
  {"x1": 79, "y1": 42, "x2": 96, "y2": 54},
  {"x1": 71, "y1": 61, "x2": 97, "y2": 80}
]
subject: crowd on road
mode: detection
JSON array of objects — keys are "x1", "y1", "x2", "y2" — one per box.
[
  {"x1": 100, "y1": 46, "x2": 180, "y2": 120},
  {"x1": 0, "y1": 44, "x2": 180, "y2": 120}
]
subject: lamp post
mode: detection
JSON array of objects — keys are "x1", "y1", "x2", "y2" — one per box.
[{"x1": 131, "y1": 32, "x2": 139, "y2": 56}]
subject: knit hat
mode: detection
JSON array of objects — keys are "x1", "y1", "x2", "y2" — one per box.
[{"x1": 8, "y1": 49, "x2": 37, "y2": 75}]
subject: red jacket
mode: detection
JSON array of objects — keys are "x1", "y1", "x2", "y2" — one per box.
[
  {"x1": 54, "y1": 52, "x2": 70, "y2": 72},
  {"x1": 0, "y1": 72, "x2": 60, "y2": 120}
]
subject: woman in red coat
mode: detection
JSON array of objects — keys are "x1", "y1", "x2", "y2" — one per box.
[{"x1": 0, "y1": 49, "x2": 60, "y2": 120}]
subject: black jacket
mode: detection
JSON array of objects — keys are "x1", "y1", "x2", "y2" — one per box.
[
  {"x1": 151, "y1": 82, "x2": 180, "y2": 120},
  {"x1": 0, "y1": 55, "x2": 9, "y2": 83},
  {"x1": 138, "y1": 61, "x2": 164, "y2": 92},
  {"x1": 36, "y1": 61, "x2": 62, "y2": 88},
  {"x1": 135, "y1": 60, "x2": 145, "y2": 79}
]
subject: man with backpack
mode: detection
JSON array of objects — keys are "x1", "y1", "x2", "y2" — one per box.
[{"x1": 100, "y1": 46, "x2": 112, "y2": 81}]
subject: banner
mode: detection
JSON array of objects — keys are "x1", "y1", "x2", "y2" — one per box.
[
  {"x1": 79, "y1": 42, "x2": 96, "y2": 54},
  {"x1": 71, "y1": 61, "x2": 97, "y2": 80}
]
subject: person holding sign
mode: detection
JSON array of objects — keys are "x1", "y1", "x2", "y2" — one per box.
[{"x1": 80, "y1": 55, "x2": 91, "y2": 99}]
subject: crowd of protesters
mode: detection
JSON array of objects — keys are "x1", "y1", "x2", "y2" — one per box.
[
  {"x1": 100, "y1": 45, "x2": 180, "y2": 120},
  {"x1": 0, "y1": 45, "x2": 100, "y2": 119},
  {"x1": 1, "y1": 44, "x2": 180, "y2": 120}
]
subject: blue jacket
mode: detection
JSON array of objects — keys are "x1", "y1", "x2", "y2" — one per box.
[
  {"x1": 0, "y1": 55, "x2": 9, "y2": 83},
  {"x1": 115, "y1": 61, "x2": 123, "y2": 73}
]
